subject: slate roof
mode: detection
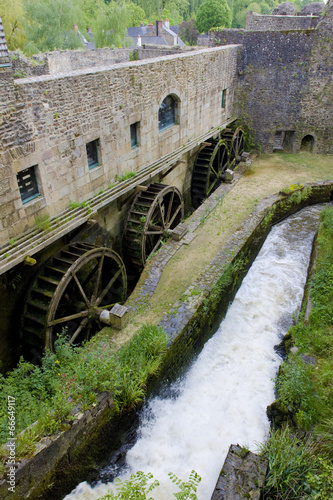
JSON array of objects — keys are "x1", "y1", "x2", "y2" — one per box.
[
  {"x1": 127, "y1": 23, "x2": 185, "y2": 47},
  {"x1": 0, "y1": 17, "x2": 11, "y2": 66},
  {"x1": 141, "y1": 36, "x2": 169, "y2": 45},
  {"x1": 127, "y1": 26, "x2": 150, "y2": 37}
]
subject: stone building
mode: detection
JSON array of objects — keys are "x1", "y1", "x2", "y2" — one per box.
[
  {"x1": 212, "y1": 0, "x2": 333, "y2": 154},
  {"x1": 0, "y1": 1, "x2": 332, "y2": 368},
  {"x1": 0, "y1": 20, "x2": 239, "y2": 367}
]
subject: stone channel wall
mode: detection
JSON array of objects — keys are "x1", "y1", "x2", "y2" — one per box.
[
  {"x1": 2, "y1": 180, "x2": 332, "y2": 500},
  {"x1": 210, "y1": 0, "x2": 333, "y2": 154},
  {"x1": 0, "y1": 45, "x2": 239, "y2": 246}
]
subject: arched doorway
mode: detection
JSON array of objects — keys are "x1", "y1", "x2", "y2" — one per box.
[{"x1": 300, "y1": 135, "x2": 315, "y2": 152}]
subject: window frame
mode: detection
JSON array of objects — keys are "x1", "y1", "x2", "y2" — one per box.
[
  {"x1": 130, "y1": 122, "x2": 140, "y2": 149},
  {"x1": 221, "y1": 89, "x2": 227, "y2": 109},
  {"x1": 17, "y1": 165, "x2": 40, "y2": 204},
  {"x1": 158, "y1": 95, "x2": 177, "y2": 132},
  {"x1": 86, "y1": 139, "x2": 100, "y2": 170}
]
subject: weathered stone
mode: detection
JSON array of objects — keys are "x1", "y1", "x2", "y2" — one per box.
[
  {"x1": 211, "y1": 445, "x2": 268, "y2": 500},
  {"x1": 171, "y1": 222, "x2": 188, "y2": 241}
]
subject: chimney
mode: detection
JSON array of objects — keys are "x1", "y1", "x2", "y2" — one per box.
[
  {"x1": 137, "y1": 35, "x2": 141, "y2": 46},
  {"x1": 140, "y1": 22, "x2": 145, "y2": 27},
  {"x1": 156, "y1": 18, "x2": 163, "y2": 36},
  {"x1": 73, "y1": 23, "x2": 78, "y2": 31},
  {"x1": 165, "y1": 18, "x2": 170, "y2": 29},
  {"x1": 147, "y1": 23, "x2": 153, "y2": 32}
]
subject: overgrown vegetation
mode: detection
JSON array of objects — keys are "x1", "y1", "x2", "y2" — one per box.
[
  {"x1": 97, "y1": 470, "x2": 202, "y2": 500},
  {"x1": 35, "y1": 213, "x2": 51, "y2": 232},
  {"x1": 262, "y1": 205, "x2": 333, "y2": 499},
  {"x1": 116, "y1": 171, "x2": 137, "y2": 182},
  {"x1": 280, "y1": 182, "x2": 305, "y2": 195},
  {"x1": 0, "y1": 325, "x2": 168, "y2": 471}
]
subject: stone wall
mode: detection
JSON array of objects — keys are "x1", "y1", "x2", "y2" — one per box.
[
  {"x1": 9, "y1": 46, "x2": 186, "y2": 78},
  {"x1": 246, "y1": 11, "x2": 320, "y2": 30},
  {"x1": 210, "y1": 0, "x2": 333, "y2": 154},
  {"x1": 0, "y1": 46, "x2": 239, "y2": 246}
]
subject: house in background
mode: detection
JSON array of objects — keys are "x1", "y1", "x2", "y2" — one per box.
[{"x1": 127, "y1": 19, "x2": 185, "y2": 47}]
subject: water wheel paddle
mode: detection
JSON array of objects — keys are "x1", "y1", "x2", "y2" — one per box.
[
  {"x1": 22, "y1": 242, "x2": 127, "y2": 351},
  {"x1": 191, "y1": 139, "x2": 229, "y2": 208},
  {"x1": 123, "y1": 183, "x2": 184, "y2": 269}
]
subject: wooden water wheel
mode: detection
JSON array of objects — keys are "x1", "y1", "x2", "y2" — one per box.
[
  {"x1": 221, "y1": 127, "x2": 244, "y2": 169},
  {"x1": 191, "y1": 139, "x2": 229, "y2": 209},
  {"x1": 21, "y1": 242, "x2": 127, "y2": 351},
  {"x1": 123, "y1": 183, "x2": 184, "y2": 269}
]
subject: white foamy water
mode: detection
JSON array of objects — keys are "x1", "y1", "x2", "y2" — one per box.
[{"x1": 65, "y1": 205, "x2": 322, "y2": 500}]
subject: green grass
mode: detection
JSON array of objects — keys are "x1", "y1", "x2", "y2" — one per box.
[{"x1": 0, "y1": 325, "x2": 168, "y2": 468}]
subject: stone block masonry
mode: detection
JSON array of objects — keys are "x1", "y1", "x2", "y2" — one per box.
[
  {"x1": 0, "y1": 45, "x2": 239, "y2": 247},
  {"x1": 211, "y1": 0, "x2": 333, "y2": 154}
]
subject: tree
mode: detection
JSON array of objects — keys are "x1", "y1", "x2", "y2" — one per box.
[
  {"x1": 179, "y1": 19, "x2": 199, "y2": 45},
  {"x1": 91, "y1": 1, "x2": 130, "y2": 48},
  {"x1": 22, "y1": 0, "x2": 85, "y2": 53},
  {"x1": 126, "y1": 2, "x2": 147, "y2": 26},
  {"x1": 0, "y1": 0, "x2": 26, "y2": 51},
  {"x1": 196, "y1": 0, "x2": 232, "y2": 33}
]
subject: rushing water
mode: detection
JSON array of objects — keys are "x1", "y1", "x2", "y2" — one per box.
[{"x1": 65, "y1": 205, "x2": 323, "y2": 500}]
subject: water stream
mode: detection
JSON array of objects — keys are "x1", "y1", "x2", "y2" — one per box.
[{"x1": 65, "y1": 205, "x2": 323, "y2": 500}]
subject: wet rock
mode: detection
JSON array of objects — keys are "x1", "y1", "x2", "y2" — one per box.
[{"x1": 211, "y1": 444, "x2": 268, "y2": 500}]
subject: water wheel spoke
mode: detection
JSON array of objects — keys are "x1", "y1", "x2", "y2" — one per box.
[
  {"x1": 69, "y1": 316, "x2": 90, "y2": 345},
  {"x1": 95, "y1": 267, "x2": 123, "y2": 306},
  {"x1": 145, "y1": 229, "x2": 164, "y2": 235},
  {"x1": 168, "y1": 203, "x2": 182, "y2": 227},
  {"x1": 165, "y1": 190, "x2": 175, "y2": 224},
  {"x1": 158, "y1": 199, "x2": 166, "y2": 229},
  {"x1": 72, "y1": 272, "x2": 90, "y2": 308},
  {"x1": 207, "y1": 177, "x2": 218, "y2": 194},
  {"x1": 151, "y1": 235, "x2": 163, "y2": 254},
  {"x1": 92, "y1": 251, "x2": 105, "y2": 304},
  {"x1": 210, "y1": 164, "x2": 218, "y2": 178},
  {"x1": 48, "y1": 310, "x2": 89, "y2": 327}
]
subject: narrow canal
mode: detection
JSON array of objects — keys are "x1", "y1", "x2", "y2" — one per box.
[{"x1": 65, "y1": 204, "x2": 323, "y2": 500}]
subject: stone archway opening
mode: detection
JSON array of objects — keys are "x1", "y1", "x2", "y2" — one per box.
[{"x1": 300, "y1": 135, "x2": 315, "y2": 152}]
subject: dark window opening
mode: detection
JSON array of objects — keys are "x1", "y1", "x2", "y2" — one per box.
[
  {"x1": 86, "y1": 139, "x2": 100, "y2": 169},
  {"x1": 17, "y1": 166, "x2": 39, "y2": 204},
  {"x1": 130, "y1": 122, "x2": 139, "y2": 149},
  {"x1": 159, "y1": 95, "x2": 176, "y2": 132},
  {"x1": 300, "y1": 135, "x2": 314, "y2": 152},
  {"x1": 221, "y1": 89, "x2": 227, "y2": 109}
]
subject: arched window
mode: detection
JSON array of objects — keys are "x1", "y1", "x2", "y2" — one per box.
[{"x1": 158, "y1": 95, "x2": 176, "y2": 132}]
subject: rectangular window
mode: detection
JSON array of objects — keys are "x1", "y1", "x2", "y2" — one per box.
[
  {"x1": 221, "y1": 89, "x2": 227, "y2": 109},
  {"x1": 17, "y1": 166, "x2": 39, "y2": 204},
  {"x1": 86, "y1": 139, "x2": 100, "y2": 169},
  {"x1": 130, "y1": 122, "x2": 139, "y2": 149}
]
